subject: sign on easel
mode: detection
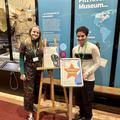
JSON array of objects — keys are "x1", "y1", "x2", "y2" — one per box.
[
  {"x1": 60, "y1": 58, "x2": 83, "y2": 87},
  {"x1": 43, "y1": 46, "x2": 59, "y2": 68}
]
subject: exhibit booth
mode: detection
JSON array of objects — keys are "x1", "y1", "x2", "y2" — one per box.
[{"x1": 0, "y1": 0, "x2": 120, "y2": 101}]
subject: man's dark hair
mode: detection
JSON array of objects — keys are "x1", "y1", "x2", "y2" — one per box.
[{"x1": 76, "y1": 26, "x2": 89, "y2": 36}]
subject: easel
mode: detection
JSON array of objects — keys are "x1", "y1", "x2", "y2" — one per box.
[
  {"x1": 36, "y1": 38, "x2": 69, "y2": 120},
  {"x1": 68, "y1": 87, "x2": 73, "y2": 120}
]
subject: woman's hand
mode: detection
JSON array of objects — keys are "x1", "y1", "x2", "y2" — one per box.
[{"x1": 20, "y1": 74, "x2": 26, "y2": 81}]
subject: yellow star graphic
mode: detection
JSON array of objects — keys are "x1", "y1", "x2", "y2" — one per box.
[{"x1": 64, "y1": 63, "x2": 80, "y2": 79}]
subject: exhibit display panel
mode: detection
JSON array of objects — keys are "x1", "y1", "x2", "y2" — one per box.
[
  {"x1": 114, "y1": 33, "x2": 120, "y2": 88},
  {"x1": 38, "y1": 0, "x2": 71, "y2": 78},
  {"x1": 7, "y1": 0, "x2": 36, "y2": 60},
  {"x1": 0, "y1": 0, "x2": 37, "y2": 71},
  {"x1": 38, "y1": 0, "x2": 71, "y2": 58},
  {"x1": 0, "y1": 0, "x2": 9, "y2": 66},
  {"x1": 74, "y1": 0, "x2": 118, "y2": 86}
]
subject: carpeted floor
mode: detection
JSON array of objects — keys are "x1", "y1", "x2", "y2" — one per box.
[
  {"x1": 0, "y1": 100, "x2": 28, "y2": 120},
  {"x1": 39, "y1": 112, "x2": 68, "y2": 120},
  {"x1": 0, "y1": 100, "x2": 68, "y2": 120}
]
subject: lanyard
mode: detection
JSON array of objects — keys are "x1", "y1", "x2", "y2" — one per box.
[
  {"x1": 33, "y1": 48, "x2": 37, "y2": 57},
  {"x1": 78, "y1": 42, "x2": 87, "y2": 63},
  {"x1": 32, "y1": 42, "x2": 38, "y2": 57}
]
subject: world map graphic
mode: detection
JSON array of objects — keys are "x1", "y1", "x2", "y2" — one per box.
[{"x1": 92, "y1": 9, "x2": 116, "y2": 43}]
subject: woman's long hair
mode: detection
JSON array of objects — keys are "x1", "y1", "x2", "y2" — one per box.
[{"x1": 23, "y1": 25, "x2": 42, "y2": 49}]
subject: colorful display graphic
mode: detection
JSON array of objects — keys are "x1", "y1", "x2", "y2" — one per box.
[
  {"x1": 43, "y1": 47, "x2": 59, "y2": 68},
  {"x1": 60, "y1": 58, "x2": 83, "y2": 87},
  {"x1": 74, "y1": 0, "x2": 118, "y2": 86}
]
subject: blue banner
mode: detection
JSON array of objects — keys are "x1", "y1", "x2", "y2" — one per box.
[
  {"x1": 115, "y1": 33, "x2": 120, "y2": 88},
  {"x1": 74, "y1": 0, "x2": 118, "y2": 86},
  {"x1": 38, "y1": 0, "x2": 71, "y2": 78},
  {"x1": 38, "y1": 0, "x2": 71, "y2": 58}
]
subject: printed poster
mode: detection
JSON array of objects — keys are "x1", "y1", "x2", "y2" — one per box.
[
  {"x1": 43, "y1": 46, "x2": 59, "y2": 68},
  {"x1": 60, "y1": 58, "x2": 83, "y2": 87},
  {"x1": 74, "y1": 0, "x2": 118, "y2": 85},
  {"x1": 38, "y1": 0, "x2": 71, "y2": 58}
]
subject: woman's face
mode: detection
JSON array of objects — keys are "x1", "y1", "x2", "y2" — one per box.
[
  {"x1": 30, "y1": 26, "x2": 40, "y2": 40},
  {"x1": 76, "y1": 31, "x2": 87, "y2": 47}
]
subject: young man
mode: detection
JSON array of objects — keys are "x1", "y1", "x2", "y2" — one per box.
[{"x1": 72, "y1": 26, "x2": 100, "y2": 120}]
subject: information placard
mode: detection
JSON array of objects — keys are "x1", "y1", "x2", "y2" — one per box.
[
  {"x1": 60, "y1": 58, "x2": 83, "y2": 87},
  {"x1": 43, "y1": 47, "x2": 59, "y2": 68}
]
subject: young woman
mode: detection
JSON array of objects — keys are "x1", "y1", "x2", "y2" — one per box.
[{"x1": 19, "y1": 25, "x2": 43, "y2": 120}]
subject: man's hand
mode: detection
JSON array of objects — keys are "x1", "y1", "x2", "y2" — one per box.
[{"x1": 83, "y1": 72, "x2": 88, "y2": 80}]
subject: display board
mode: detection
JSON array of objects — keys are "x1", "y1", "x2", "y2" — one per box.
[
  {"x1": 38, "y1": 0, "x2": 71, "y2": 78},
  {"x1": 38, "y1": 0, "x2": 71, "y2": 58},
  {"x1": 114, "y1": 33, "x2": 120, "y2": 88},
  {"x1": 43, "y1": 47, "x2": 59, "y2": 68},
  {"x1": 60, "y1": 58, "x2": 83, "y2": 87},
  {"x1": 74, "y1": 0, "x2": 118, "y2": 86}
]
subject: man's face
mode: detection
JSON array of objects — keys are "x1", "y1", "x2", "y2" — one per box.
[{"x1": 76, "y1": 31, "x2": 87, "y2": 46}]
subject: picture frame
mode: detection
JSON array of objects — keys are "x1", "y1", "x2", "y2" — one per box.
[
  {"x1": 60, "y1": 58, "x2": 83, "y2": 87},
  {"x1": 43, "y1": 46, "x2": 59, "y2": 68}
]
